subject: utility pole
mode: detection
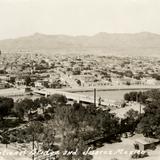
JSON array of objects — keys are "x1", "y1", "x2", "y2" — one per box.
[
  {"x1": 139, "y1": 92, "x2": 142, "y2": 115},
  {"x1": 137, "y1": 92, "x2": 142, "y2": 115},
  {"x1": 32, "y1": 133, "x2": 35, "y2": 160},
  {"x1": 94, "y1": 88, "x2": 96, "y2": 107},
  {"x1": 140, "y1": 101, "x2": 142, "y2": 115}
]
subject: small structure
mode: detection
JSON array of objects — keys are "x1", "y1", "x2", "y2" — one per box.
[
  {"x1": 0, "y1": 83, "x2": 6, "y2": 89},
  {"x1": 134, "y1": 137, "x2": 160, "y2": 150},
  {"x1": 25, "y1": 87, "x2": 32, "y2": 92}
]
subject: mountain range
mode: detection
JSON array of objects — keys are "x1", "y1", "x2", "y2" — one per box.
[{"x1": 0, "y1": 32, "x2": 160, "y2": 57}]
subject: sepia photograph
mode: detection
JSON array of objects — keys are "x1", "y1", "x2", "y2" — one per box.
[{"x1": 0, "y1": 0, "x2": 160, "y2": 159}]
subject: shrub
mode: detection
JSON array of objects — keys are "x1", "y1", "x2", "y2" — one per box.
[
  {"x1": 150, "y1": 144, "x2": 156, "y2": 150},
  {"x1": 36, "y1": 114, "x2": 45, "y2": 121},
  {"x1": 131, "y1": 151, "x2": 149, "y2": 159},
  {"x1": 9, "y1": 135, "x2": 17, "y2": 143}
]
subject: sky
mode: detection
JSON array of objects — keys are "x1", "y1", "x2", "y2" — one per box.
[{"x1": 0, "y1": 0, "x2": 160, "y2": 39}]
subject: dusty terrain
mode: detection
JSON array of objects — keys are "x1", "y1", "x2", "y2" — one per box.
[{"x1": 92, "y1": 134, "x2": 160, "y2": 160}]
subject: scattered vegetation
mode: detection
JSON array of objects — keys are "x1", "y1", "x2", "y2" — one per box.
[{"x1": 0, "y1": 89, "x2": 160, "y2": 159}]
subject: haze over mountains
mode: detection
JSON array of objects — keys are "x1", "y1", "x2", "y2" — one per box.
[{"x1": 0, "y1": 32, "x2": 160, "y2": 57}]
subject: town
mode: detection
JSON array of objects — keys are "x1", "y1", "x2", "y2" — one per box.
[
  {"x1": 1, "y1": 0, "x2": 160, "y2": 160},
  {"x1": 0, "y1": 51, "x2": 160, "y2": 160},
  {"x1": 1, "y1": 52, "x2": 160, "y2": 91}
]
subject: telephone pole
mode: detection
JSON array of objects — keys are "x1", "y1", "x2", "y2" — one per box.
[{"x1": 94, "y1": 88, "x2": 96, "y2": 107}]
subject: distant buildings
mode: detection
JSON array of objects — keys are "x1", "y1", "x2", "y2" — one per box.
[{"x1": 0, "y1": 53, "x2": 160, "y2": 89}]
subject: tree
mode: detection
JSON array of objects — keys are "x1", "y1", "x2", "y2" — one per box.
[
  {"x1": 73, "y1": 70, "x2": 81, "y2": 75},
  {"x1": 33, "y1": 97, "x2": 50, "y2": 113},
  {"x1": 27, "y1": 121, "x2": 44, "y2": 160},
  {"x1": 24, "y1": 76, "x2": 31, "y2": 86},
  {"x1": 124, "y1": 92, "x2": 139, "y2": 102},
  {"x1": 42, "y1": 121, "x2": 56, "y2": 151},
  {"x1": 49, "y1": 94, "x2": 67, "y2": 106},
  {"x1": 136, "y1": 89, "x2": 160, "y2": 138},
  {"x1": 76, "y1": 79, "x2": 81, "y2": 86},
  {"x1": 17, "y1": 98, "x2": 35, "y2": 120},
  {"x1": 124, "y1": 70, "x2": 133, "y2": 78},
  {"x1": 13, "y1": 101, "x2": 25, "y2": 121},
  {"x1": 124, "y1": 109, "x2": 139, "y2": 121},
  {"x1": 124, "y1": 91, "x2": 148, "y2": 103},
  {"x1": 54, "y1": 104, "x2": 92, "y2": 160},
  {"x1": 8, "y1": 77, "x2": 15, "y2": 84},
  {"x1": 123, "y1": 109, "x2": 140, "y2": 134},
  {"x1": 151, "y1": 73, "x2": 160, "y2": 80},
  {"x1": 0, "y1": 97, "x2": 14, "y2": 121},
  {"x1": 1, "y1": 131, "x2": 10, "y2": 148},
  {"x1": 53, "y1": 102, "x2": 120, "y2": 160},
  {"x1": 38, "y1": 97, "x2": 50, "y2": 108},
  {"x1": 124, "y1": 93, "x2": 130, "y2": 101}
]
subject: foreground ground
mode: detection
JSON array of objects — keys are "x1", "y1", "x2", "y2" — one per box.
[
  {"x1": 92, "y1": 134, "x2": 160, "y2": 160},
  {"x1": 0, "y1": 143, "x2": 30, "y2": 160},
  {"x1": 0, "y1": 134, "x2": 159, "y2": 160}
]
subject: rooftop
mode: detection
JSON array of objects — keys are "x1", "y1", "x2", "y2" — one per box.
[{"x1": 135, "y1": 137, "x2": 159, "y2": 145}]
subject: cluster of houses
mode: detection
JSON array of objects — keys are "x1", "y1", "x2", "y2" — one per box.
[{"x1": 1, "y1": 52, "x2": 160, "y2": 89}]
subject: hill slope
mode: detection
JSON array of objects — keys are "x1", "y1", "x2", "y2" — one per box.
[{"x1": 0, "y1": 32, "x2": 160, "y2": 57}]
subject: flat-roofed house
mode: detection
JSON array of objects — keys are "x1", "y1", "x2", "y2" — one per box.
[{"x1": 135, "y1": 137, "x2": 160, "y2": 150}]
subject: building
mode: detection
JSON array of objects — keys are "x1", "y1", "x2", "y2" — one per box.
[
  {"x1": 134, "y1": 137, "x2": 160, "y2": 150},
  {"x1": 0, "y1": 83, "x2": 6, "y2": 89},
  {"x1": 34, "y1": 80, "x2": 45, "y2": 88},
  {"x1": 141, "y1": 78, "x2": 158, "y2": 85}
]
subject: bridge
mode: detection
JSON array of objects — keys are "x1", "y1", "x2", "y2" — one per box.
[
  {"x1": 33, "y1": 89, "x2": 117, "y2": 107},
  {"x1": 0, "y1": 88, "x2": 26, "y2": 97}
]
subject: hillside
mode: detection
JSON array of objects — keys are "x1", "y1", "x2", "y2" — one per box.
[{"x1": 0, "y1": 32, "x2": 160, "y2": 57}]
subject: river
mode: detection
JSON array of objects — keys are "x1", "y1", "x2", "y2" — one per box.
[
  {"x1": 75, "y1": 89, "x2": 145, "y2": 101},
  {"x1": 5, "y1": 88, "x2": 146, "y2": 102}
]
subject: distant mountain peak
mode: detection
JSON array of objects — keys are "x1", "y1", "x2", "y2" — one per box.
[
  {"x1": 94, "y1": 32, "x2": 111, "y2": 37},
  {"x1": 34, "y1": 32, "x2": 43, "y2": 35},
  {"x1": 136, "y1": 31, "x2": 159, "y2": 36},
  {"x1": 33, "y1": 32, "x2": 45, "y2": 37}
]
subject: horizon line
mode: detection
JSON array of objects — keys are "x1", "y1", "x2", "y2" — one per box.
[{"x1": 0, "y1": 31, "x2": 160, "y2": 41}]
